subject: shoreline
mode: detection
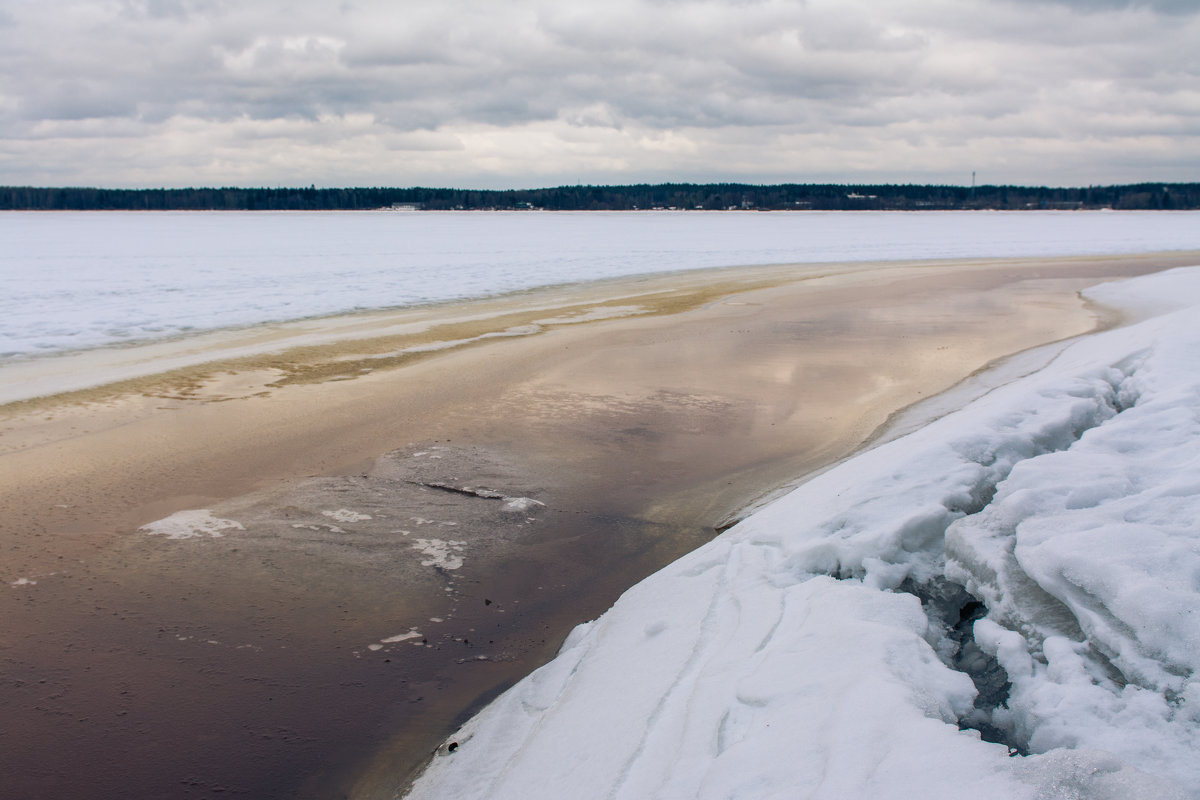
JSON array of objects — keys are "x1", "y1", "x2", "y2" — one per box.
[
  {"x1": 4, "y1": 249, "x2": 1197, "y2": 408},
  {"x1": 2, "y1": 250, "x2": 1198, "y2": 799}
]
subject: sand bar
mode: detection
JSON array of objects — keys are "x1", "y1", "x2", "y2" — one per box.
[{"x1": 2, "y1": 251, "x2": 1197, "y2": 799}]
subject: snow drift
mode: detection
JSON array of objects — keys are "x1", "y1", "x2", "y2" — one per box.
[{"x1": 407, "y1": 267, "x2": 1200, "y2": 800}]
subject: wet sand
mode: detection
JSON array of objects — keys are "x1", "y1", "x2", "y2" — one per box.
[{"x1": 2, "y1": 251, "x2": 1197, "y2": 800}]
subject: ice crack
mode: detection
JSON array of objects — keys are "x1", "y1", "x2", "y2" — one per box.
[
  {"x1": 901, "y1": 577, "x2": 1024, "y2": 753},
  {"x1": 409, "y1": 481, "x2": 545, "y2": 514},
  {"x1": 811, "y1": 364, "x2": 1145, "y2": 754}
]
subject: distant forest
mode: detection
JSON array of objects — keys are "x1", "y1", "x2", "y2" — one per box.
[{"x1": 2, "y1": 182, "x2": 1198, "y2": 211}]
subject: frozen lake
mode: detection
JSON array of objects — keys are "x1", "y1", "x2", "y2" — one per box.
[{"x1": 4, "y1": 209, "x2": 1200, "y2": 361}]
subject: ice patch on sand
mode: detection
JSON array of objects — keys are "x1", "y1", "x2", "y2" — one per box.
[
  {"x1": 411, "y1": 517, "x2": 458, "y2": 527},
  {"x1": 503, "y1": 497, "x2": 545, "y2": 513},
  {"x1": 140, "y1": 509, "x2": 245, "y2": 539},
  {"x1": 367, "y1": 628, "x2": 425, "y2": 652},
  {"x1": 10, "y1": 577, "x2": 36, "y2": 587},
  {"x1": 293, "y1": 522, "x2": 345, "y2": 533},
  {"x1": 412, "y1": 539, "x2": 467, "y2": 570},
  {"x1": 322, "y1": 509, "x2": 372, "y2": 523}
]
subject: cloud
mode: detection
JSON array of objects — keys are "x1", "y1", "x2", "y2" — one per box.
[
  {"x1": 0, "y1": 0, "x2": 1197, "y2": 187},
  {"x1": 1006, "y1": 0, "x2": 1198, "y2": 14}
]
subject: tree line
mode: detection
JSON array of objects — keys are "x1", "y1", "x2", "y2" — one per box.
[{"x1": 1, "y1": 182, "x2": 1197, "y2": 211}]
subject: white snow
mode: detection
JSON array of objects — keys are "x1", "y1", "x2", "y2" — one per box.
[
  {"x1": 406, "y1": 266, "x2": 1200, "y2": 800},
  {"x1": 140, "y1": 509, "x2": 245, "y2": 539},
  {"x1": 4, "y1": 210, "x2": 1200, "y2": 362}
]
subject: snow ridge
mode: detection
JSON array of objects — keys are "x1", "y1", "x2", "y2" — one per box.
[{"x1": 407, "y1": 268, "x2": 1200, "y2": 800}]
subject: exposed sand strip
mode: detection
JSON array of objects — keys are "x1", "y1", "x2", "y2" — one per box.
[{"x1": 1, "y1": 251, "x2": 1196, "y2": 800}]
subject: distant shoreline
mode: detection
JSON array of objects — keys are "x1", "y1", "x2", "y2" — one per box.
[{"x1": 3, "y1": 181, "x2": 1198, "y2": 211}]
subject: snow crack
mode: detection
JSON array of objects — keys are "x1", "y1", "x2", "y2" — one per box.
[
  {"x1": 902, "y1": 577, "x2": 1023, "y2": 753},
  {"x1": 812, "y1": 364, "x2": 1145, "y2": 754}
]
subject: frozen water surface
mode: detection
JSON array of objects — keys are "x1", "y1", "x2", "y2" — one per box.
[
  {"x1": 407, "y1": 266, "x2": 1200, "y2": 800},
  {"x1": 4, "y1": 209, "x2": 1200, "y2": 360}
]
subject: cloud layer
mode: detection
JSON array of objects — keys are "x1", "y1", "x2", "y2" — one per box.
[{"x1": 1, "y1": 0, "x2": 1197, "y2": 188}]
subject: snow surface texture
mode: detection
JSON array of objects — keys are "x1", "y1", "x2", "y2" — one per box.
[
  {"x1": 4, "y1": 210, "x2": 1200, "y2": 360},
  {"x1": 407, "y1": 266, "x2": 1200, "y2": 800}
]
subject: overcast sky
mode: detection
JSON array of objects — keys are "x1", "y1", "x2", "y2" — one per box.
[{"x1": 1, "y1": 0, "x2": 1197, "y2": 189}]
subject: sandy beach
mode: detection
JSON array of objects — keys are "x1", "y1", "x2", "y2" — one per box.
[{"x1": 2, "y1": 250, "x2": 1197, "y2": 800}]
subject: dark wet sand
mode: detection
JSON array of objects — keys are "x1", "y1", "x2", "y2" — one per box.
[{"x1": 2, "y1": 252, "x2": 1197, "y2": 800}]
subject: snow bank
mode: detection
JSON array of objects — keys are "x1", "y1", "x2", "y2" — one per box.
[{"x1": 407, "y1": 267, "x2": 1200, "y2": 800}]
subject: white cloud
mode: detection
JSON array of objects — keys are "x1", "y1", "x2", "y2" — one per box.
[
  {"x1": 219, "y1": 34, "x2": 347, "y2": 77},
  {"x1": 0, "y1": 0, "x2": 1197, "y2": 187}
]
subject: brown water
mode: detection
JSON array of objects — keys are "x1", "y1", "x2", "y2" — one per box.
[{"x1": 3, "y1": 480, "x2": 687, "y2": 799}]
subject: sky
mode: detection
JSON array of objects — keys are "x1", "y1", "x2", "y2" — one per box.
[{"x1": 1, "y1": 0, "x2": 1197, "y2": 189}]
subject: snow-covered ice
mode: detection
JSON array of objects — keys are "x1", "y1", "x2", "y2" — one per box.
[
  {"x1": 4, "y1": 210, "x2": 1200, "y2": 360},
  {"x1": 406, "y1": 266, "x2": 1200, "y2": 800}
]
